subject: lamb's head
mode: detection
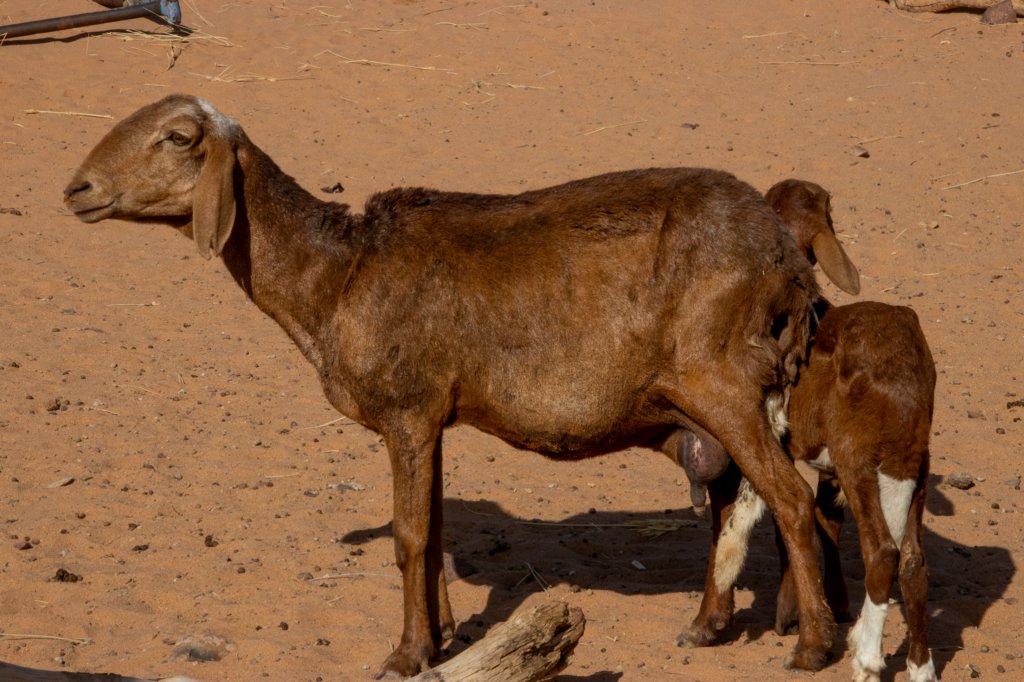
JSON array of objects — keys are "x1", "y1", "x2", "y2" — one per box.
[
  {"x1": 765, "y1": 178, "x2": 860, "y2": 295},
  {"x1": 64, "y1": 94, "x2": 239, "y2": 260}
]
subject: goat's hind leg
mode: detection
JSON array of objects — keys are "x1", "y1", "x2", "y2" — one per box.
[
  {"x1": 841, "y1": 459, "x2": 909, "y2": 682},
  {"x1": 900, "y1": 468, "x2": 937, "y2": 682}
]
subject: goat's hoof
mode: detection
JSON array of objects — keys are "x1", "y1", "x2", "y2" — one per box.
[
  {"x1": 677, "y1": 615, "x2": 728, "y2": 648},
  {"x1": 438, "y1": 620, "x2": 456, "y2": 644},
  {"x1": 783, "y1": 644, "x2": 829, "y2": 672},
  {"x1": 852, "y1": 669, "x2": 881, "y2": 682},
  {"x1": 906, "y1": 656, "x2": 938, "y2": 682},
  {"x1": 374, "y1": 647, "x2": 431, "y2": 680}
]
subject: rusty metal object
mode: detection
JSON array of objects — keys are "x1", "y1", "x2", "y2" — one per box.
[{"x1": 0, "y1": 1, "x2": 181, "y2": 40}]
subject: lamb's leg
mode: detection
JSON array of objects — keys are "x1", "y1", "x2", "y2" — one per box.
[
  {"x1": 376, "y1": 420, "x2": 444, "y2": 680},
  {"x1": 678, "y1": 462, "x2": 742, "y2": 646},
  {"x1": 840, "y1": 461, "x2": 909, "y2": 682},
  {"x1": 899, "y1": 468, "x2": 937, "y2": 682},
  {"x1": 776, "y1": 473, "x2": 849, "y2": 634},
  {"x1": 673, "y1": 384, "x2": 834, "y2": 671},
  {"x1": 773, "y1": 523, "x2": 797, "y2": 635},
  {"x1": 815, "y1": 474, "x2": 850, "y2": 621}
]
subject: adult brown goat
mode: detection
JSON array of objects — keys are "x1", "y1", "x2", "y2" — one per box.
[{"x1": 64, "y1": 94, "x2": 832, "y2": 678}]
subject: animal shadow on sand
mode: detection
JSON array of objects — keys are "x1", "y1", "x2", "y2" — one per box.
[{"x1": 342, "y1": 472, "x2": 1014, "y2": 681}]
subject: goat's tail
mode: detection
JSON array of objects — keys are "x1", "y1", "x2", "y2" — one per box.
[{"x1": 713, "y1": 476, "x2": 766, "y2": 593}]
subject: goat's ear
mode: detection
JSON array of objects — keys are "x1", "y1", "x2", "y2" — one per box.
[
  {"x1": 192, "y1": 133, "x2": 237, "y2": 260},
  {"x1": 811, "y1": 231, "x2": 860, "y2": 295}
]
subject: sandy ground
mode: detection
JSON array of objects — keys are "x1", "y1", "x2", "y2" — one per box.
[{"x1": 1, "y1": 1, "x2": 1023, "y2": 680}]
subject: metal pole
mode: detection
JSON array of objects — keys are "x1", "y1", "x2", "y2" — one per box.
[{"x1": 0, "y1": 1, "x2": 176, "y2": 40}]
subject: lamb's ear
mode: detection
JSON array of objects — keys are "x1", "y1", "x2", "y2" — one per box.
[
  {"x1": 811, "y1": 231, "x2": 860, "y2": 295},
  {"x1": 192, "y1": 133, "x2": 237, "y2": 260}
]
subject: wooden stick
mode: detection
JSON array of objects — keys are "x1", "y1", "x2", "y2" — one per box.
[
  {"x1": 311, "y1": 49, "x2": 455, "y2": 74},
  {"x1": 24, "y1": 109, "x2": 113, "y2": 119},
  {"x1": 297, "y1": 415, "x2": 353, "y2": 430},
  {"x1": 0, "y1": 632, "x2": 92, "y2": 645},
  {"x1": 581, "y1": 119, "x2": 646, "y2": 136},
  {"x1": 893, "y1": 0, "x2": 1024, "y2": 15},
  {"x1": 942, "y1": 167, "x2": 1024, "y2": 190},
  {"x1": 408, "y1": 602, "x2": 585, "y2": 682},
  {"x1": 760, "y1": 60, "x2": 856, "y2": 66}
]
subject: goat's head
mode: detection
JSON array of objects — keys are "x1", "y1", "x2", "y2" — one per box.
[
  {"x1": 64, "y1": 94, "x2": 238, "y2": 260},
  {"x1": 765, "y1": 179, "x2": 860, "y2": 295}
]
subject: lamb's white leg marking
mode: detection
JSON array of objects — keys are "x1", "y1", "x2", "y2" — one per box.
[
  {"x1": 849, "y1": 598, "x2": 888, "y2": 682},
  {"x1": 878, "y1": 470, "x2": 915, "y2": 546},
  {"x1": 906, "y1": 655, "x2": 938, "y2": 682},
  {"x1": 713, "y1": 478, "x2": 766, "y2": 593}
]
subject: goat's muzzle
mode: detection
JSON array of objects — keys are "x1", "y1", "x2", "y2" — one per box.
[{"x1": 64, "y1": 176, "x2": 115, "y2": 223}]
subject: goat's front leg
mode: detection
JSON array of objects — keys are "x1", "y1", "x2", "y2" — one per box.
[{"x1": 376, "y1": 420, "x2": 445, "y2": 680}]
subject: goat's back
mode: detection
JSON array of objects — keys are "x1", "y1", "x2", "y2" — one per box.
[
  {"x1": 789, "y1": 301, "x2": 936, "y2": 471},
  {"x1": 333, "y1": 168, "x2": 816, "y2": 454}
]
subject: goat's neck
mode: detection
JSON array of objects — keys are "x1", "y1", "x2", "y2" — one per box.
[{"x1": 221, "y1": 140, "x2": 360, "y2": 376}]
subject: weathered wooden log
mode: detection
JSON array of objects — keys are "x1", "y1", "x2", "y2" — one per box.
[
  {"x1": 408, "y1": 602, "x2": 586, "y2": 682},
  {"x1": 892, "y1": 0, "x2": 1024, "y2": 16}
]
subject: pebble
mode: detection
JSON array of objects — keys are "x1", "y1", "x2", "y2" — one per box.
[
  {"x1": 53, "y1": 567, "x2": 83, "y2": 583},
  {"x1": 171, "y1": 634, "x2": 234, "y2": 662},
  {"x1": 947, "y1": 472, "x2": 975, "y2": 490}
]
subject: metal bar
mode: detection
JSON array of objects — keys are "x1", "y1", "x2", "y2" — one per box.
[{"x1": 0, "y1": 1, "x2": 165, "y2": 40}]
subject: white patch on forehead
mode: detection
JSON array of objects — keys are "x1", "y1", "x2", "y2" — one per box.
[{"x1": 196, "y1": 97, "x2": 236, "y2": 133}]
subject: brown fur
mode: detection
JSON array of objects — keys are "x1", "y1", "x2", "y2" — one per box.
[
  {"x1": 64, "y1": 95, "x2": 833, "y2": 678},
  {"x1": 776, "y1": 301, "x2": 937, "y2": 680}
]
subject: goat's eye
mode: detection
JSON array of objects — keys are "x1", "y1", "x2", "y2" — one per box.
[{"x1": 168, "y1": 131, "x2": 192, "y2": 147}]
